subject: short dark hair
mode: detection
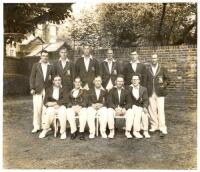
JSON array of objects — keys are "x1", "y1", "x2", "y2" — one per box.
[
  {"x1": 132, "y1": 73, "x2": 141, "y2": 80},
  {"x1": 53, "y1": 75, "x2": 61, "y2": 80},
  {"x1": 41, "y1": 50, "x2": 48, "y2": 54}
]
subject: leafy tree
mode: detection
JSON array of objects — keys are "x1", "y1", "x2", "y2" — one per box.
[{"x1": 4, "y1": 3, "x2": 73, "y2": 46}]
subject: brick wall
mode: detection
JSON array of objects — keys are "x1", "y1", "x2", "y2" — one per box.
[
  {"x1": 90, "y1": 45, "x2": 197, "y2": 109},
  {"x1": 4, "y1": 45, "x2": 197, "y2": 109}
]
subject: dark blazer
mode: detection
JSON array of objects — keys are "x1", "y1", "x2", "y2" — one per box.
[
  {"x1": 54, "y1": 60, "x2": 75, "y2": 92},
  {"x1": 127, "y1": 85, "x2": 149, "y2": 108},
  {"x1": 146, "y1": 64, "x2": 170, "y2": 97},
  {"x1": 29, "y1": 62, "x2": 55, "y2": 93},
  {"x1": 43, "y1": 86, "x2": 67, "y2": 107},
  {"x1": 100, "y1": 60, "x2": 121, "y2": 88},
  {"x1": 75, "y1": 56, "x2": 100, "y2": 89},
  {"x1": 67, "y1": 89, "x2": 88, "y2": 108},
  {"x1": 107, "y1": 87, "x2": 132, "y2": 110},
  {"x1": 123, "y1": 62, "x2": 147, "y2": 87},
  {"x1": 87, "y1": 87, "x2": 107, "y2": 107}
]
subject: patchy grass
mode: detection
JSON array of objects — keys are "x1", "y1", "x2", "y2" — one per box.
[{"x1": 3, "y1": 96, "x2": 197, "y2": 169}]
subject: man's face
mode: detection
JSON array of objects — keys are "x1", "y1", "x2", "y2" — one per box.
[
  {"x1": 151, "y1": 54, "x2": 158, "y2": 65},
  {"x1": 53, "y1": 77, "x2": 62, "y2": 87},
  {"x1": 132, "y1": 75, "x2": 140, "y2": 87},
  {"x1": 74, "y1": 78, "x2": 82, "y2": 89},
  {"x1": 40, "y1": 52, "x2": 48, "y2": 63},
  {"x1": 94, "y1": 77, "x2": 102, "y2": 88},
  {"x1": 130, "y1": 52, "x2": 138, "y2": 62},
  {"x1": 115, "y1": 77, "x2": 124, "y2": 89},
  {"x1": 107, "y1": 50, "x2": 114, "y2": 60},
  {"x1": 83, "y1": 46, "x2": 91, "y2": 56},
  {"x1": 59, "y1": 49, "x2": 68, "y2": 60}
]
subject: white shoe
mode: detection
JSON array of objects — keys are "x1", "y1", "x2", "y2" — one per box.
[
  {"x1": 133, "y1": 131, "x2": 143, "y2": 139},
  {"x1": 143, "y1": 131, "x2": 151, "y2": 138},
  {"x1": 108, "y1": 130, "x2": 115, "y2": 139},
  {"x1": 32, "y1": 128, "x2": 39, "y2": 133},
  {"x1": 39, "y1": 129, "x2": 48, "y2": 138},
  {"x1": 125, "y1": 131, "x2": 132, "y2": 139},
  {"x1": 101, "y1": 132, "x2": 107, "y2": 138},
  {"x1": 89, "y1": 133, "x2": 95, "y2": 139},
  {"x1": 149, "y1": 127, "x2": 158, "y2": 132},
  {"x1": 60, "y1": 132, "x2": 66, "y2": 140}
]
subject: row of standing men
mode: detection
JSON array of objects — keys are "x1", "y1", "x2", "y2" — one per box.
[{"x1": 29, "y1": 45, "x2": 170, "y2": 140}]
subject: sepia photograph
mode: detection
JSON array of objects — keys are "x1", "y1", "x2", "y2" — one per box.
[{"x1": 2, "y1": 1, "x2": 197, "y2": 170}]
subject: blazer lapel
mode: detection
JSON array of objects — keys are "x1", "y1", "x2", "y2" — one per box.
[
  {"x1": 88, "y1": 58, "x2": 94, "y2": 72},
  {"x1": 63, "y1": 61, "x2": 70, "y2": 74},
  {"x1": 139, "y1": 86, "x2": 143, "y2": 98},
  {"x1": 58, "y1": 61, "x2": 64, "y2": 74},
  {"x1": 45, "y1": 65, "x2": 50, "y2": 81},
  {"x1": 155, "y1": 65, "x2": 161, "y2": 76},
  {"x1": 38, "y1": 63, "x2": 44, "y2": 81},
  {"x1": 111, "y1": 62, "x2": 116, "y2": 73},
  {"x1": 104, "y1": 61, "x2": 110, "y2": 74}
]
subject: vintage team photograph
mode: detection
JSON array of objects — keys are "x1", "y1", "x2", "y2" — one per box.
[{"x1": 3, "y1": 1, "x2": 197, "y2": 169}]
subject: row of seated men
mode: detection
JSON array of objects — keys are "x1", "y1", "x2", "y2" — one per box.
[
  {"x1": 30, "y1": 45, "x2": 169, "y2": 140},
  {"x1": 39, "y1": 74, "x2": 149, "y2": 140}
]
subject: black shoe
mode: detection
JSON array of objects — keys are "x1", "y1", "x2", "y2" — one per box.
[
  {"x1": 79, "y1": 132, "x2": 85, "y2": 140},
  {"x1": 71, "y1": 131, "x2": 77, "y2": 140},
  {"x1": 160, "y1": 132, "x2": 166, "y2": 138}
]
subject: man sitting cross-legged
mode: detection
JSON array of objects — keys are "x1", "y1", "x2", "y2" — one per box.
[
  {"x1": 87, "y1": 76, "x2": 108, "y2": 139},
  {"x1": 126, "y1": 74, "x2": 150, "y2": 139},
  {"x1": 39, "y1": 75, "x2": 68, "y2": 140}
]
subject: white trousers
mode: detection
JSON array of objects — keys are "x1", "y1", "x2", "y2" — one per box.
[
  {"x1": 32, "y1": 89, "x2": 45, "y2": 130},
  {"x1": 87, "y1": 107, "x2": 108, "y2": 134},
  {"x1": 107, "y1": 108, "x2": 133, "y2": 130},
  {"x1": 66, "y1": 107, "x2": 87, "y2": 132},
  {"x1": 148, "y1": 92, "x2": 167, "y2": 133},
  {"x1": 42, "y1": 105, "x2": 67, "y2": 134}
]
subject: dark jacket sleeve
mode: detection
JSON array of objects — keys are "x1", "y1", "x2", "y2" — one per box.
[
  {"x1": 142, "y1": 87, "x2": 149, "y2": 108},
  {"x1": 124, "y1": 90, "x2": 132, "y2": 109},
  {"x1": 141, "y1": 64, "x2": 147, "y2": 87},
  {"x1": 75, "y1": 59, "x2": 80, "y2": 78},
  {"x1": 163, "y1": 67, "x2": 170, "y2": 88},
  {"x1": 29, "y1": 63, "x2": 37, "y2": 90},
  {"x1": 79, "y1": 90, "x2": 88, "y2": 107},
  {"x1": 71, "y1": 62, "x2": 76, "y2": 82},
  {"x1": 43, "y1": 89, "x2": 50, "y2": 107},
  {"x1": 95, "y1": 59, "x2": 100, "y2": 76},
  {"x1": 107, "y1": 89, "x2": 117, "y2": 109}
]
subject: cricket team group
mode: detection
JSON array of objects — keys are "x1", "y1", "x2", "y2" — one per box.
[{"x1": 29, "y1": 44, "x2": 170, "y2": 140}]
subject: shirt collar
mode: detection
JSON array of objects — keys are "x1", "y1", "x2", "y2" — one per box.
[
  {"x1": 95, "y1": 86, "x2": 105, "y2": 91},
  {"x1": 151, "y1": 63, "x2": 158, "y2": 69},
  {"x1": 130, "y1": 60, "x2": 140, "y2": 64},
  {"x1": 53, "y1": 85, "x2": 62, "y2": 89},
  {"x1": 114, "y1": 86, "x2": 124, "y2": 90},
  {"x1": 59, "y1": 58, "x2": 70, "y2": 62},
  {"x1": 72, "y1": 87, "x2": 83, "y2": 92},
  {"x1": 82, "y1": 55, "x2": 93, "y2": 60},
  {"x1": 130, "y1": 84, "x2": 140, "y2": 89},
  {"x1": 104, "y1": 58, "x2": 116, "y2": 63},
  {"x1": 39, "y1": 60, "x2": 50, "y2": 65}
]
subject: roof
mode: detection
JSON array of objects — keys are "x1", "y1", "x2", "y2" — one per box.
[
  {"x1": 21, "y1": 36, "x2": 45, "y2": 45},
  {"x1": 25, "y1": 41, "x2": 68, "y2": 57}
]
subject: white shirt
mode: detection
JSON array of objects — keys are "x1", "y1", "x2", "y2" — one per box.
[
  {"x1": 52, "y1": 86, "x2": 60, "y2": 101},
  {"x1": 117, "y1": 89, "x2": 122, "y2": 103},
  {"x1": 59, "y1": 58, "x2": 69, "y2": 69},
  {"x1": 151, "y1": 63, "x2": 158, "y2": 75},
  {"x1": 132, "y1": 86, "x2": 139, "y2": 100},
  {"x1": 130, "y1": 60, "x2": 140, "y2": 72},
  {"x1": 95, "y1": 88, "x2": 101, "y2": 100},
  {"x1": 108, "y1": 61, "x2": 113, "y2": 74},
  {"x1": 41, "y1": 63, "x2": 48, "y2": 81},
  {"x1": 83, "y1": 55, "x2": 92, "y2": 72},
  {"x1": 72, "y1": 89, "x2": 80, "y2": 98}
]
